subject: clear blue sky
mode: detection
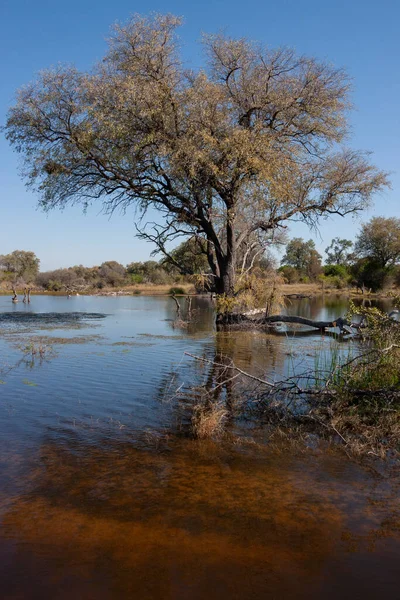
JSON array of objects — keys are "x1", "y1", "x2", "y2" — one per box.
[{"x1": 1, "y1": 0, "x2": 399, "y2": 271}]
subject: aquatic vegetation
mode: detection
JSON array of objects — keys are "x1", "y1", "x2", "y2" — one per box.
[
  {"x1": 111, "y1": 341, "x2": 154, "y2": 347},
  {"x1": 138, "y1": 333, "x2": 186, "y2": 340},
  {"x1": 0, "y1": 312, "x2": 106, "y2": 325},
  {"x1": 22, "y1": 379, "x2": 38, "y2": 386}
]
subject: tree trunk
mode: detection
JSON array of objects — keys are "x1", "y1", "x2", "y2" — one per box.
[
  {"x1": 214, "y1": 254, "x2": 238, "y2": 324},
  {"x1": 215, "y1": 209, "x2": 236, "y2": 297},
  {"x1": 215, "y1": 265, "x2": 235, "y2": 296}
]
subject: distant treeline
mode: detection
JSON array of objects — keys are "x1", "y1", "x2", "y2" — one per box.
[
  {"x1": 2, "y1": 216, "x2": 400, "y2": 293},
  {"x1": 278, "y1": 217, "x2": 400, "y2": 292},
  {"x1": 0, "y1": 254, "x2": 190, "y2": 292}
]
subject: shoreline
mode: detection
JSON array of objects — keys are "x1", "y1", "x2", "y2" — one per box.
[{"x1": 0, "y1": 282, "x2": 398, "y2": 299}]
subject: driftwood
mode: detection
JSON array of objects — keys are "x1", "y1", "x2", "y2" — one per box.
[
  {"x1": 263, "y1": 315, "x2": 349, "y2": 331},
  {"x1": 217, "y1": 310, "x2": 400, "y2": 332},
  {"x1": 216, "y1": 312, "x2": 350, "y2": 331}
]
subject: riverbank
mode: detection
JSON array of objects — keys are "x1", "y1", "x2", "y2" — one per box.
[
  {"x1": 1, "y1": 281, "x2": 399, "y2": 298},
  {"x1": 0, "y1": 283, "x2": 196, "y2": 297}
]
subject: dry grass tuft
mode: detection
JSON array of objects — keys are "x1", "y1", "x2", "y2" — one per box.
[{"x1": 191, "y1": 400, "x2": 228, "y2": 440}]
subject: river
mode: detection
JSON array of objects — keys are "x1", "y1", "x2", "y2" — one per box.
[{"x1": 0, "y1": 294, "x2": 398, "y2": 599}]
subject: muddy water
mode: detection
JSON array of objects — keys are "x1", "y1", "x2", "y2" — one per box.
[{"x1": 0, "y1": 294, "x2": 399, "y2": 599}]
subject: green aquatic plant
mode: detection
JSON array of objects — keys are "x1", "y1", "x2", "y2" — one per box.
[{"x1": 22, "y1": 379, "x2": 38, "y2": 387}]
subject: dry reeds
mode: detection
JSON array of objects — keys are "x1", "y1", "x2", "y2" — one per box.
[{"x1": 191, "y1": 400, "x2": 228, "y2": 440}]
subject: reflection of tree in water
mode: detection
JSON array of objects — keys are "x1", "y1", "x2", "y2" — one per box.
[
  {"x1": 157, "y1": 328, "x2": 289, "y2": 438},
  {"x1": 164, "y1": 295, "x2": 215, "y2": 335},
  {"x1": 1, "y1": 432, "x2": 400, "y2": 599}
]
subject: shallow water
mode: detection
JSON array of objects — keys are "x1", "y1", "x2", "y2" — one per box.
[{"x1": 0, "y1": 294, "x2": 399, "y2": 599}]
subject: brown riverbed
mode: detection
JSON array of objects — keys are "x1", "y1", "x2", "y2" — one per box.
[{"x1": 0, "y1": 435, "x2": 399, "y2": 600}]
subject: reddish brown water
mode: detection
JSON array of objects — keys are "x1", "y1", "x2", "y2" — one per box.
[{"x1": 0, "y1": 434, "x2": 399, "y2": 600}]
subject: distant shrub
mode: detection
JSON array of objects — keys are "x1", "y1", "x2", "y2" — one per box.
[
  {"x1": 130, "y1": 274, "x2": 144, "y2": 284},
  {"x1": 351, "y1": 259, "x2": 393, "y2": 292},
  {"x1": 47, "y1": 279, "x2": 63, "y2": 291},
  {"x1": 323, "y1": 264, "x2": 349, "y2": 278},
  {"x1": 277, "y1": 265, "x2": 299, "y2": 284},
  {"x1": 320, "y1": 275, "x2": 348, "y2": 290},
  {"x1": 169, "y1": 287, "x2": 185, "y2": 295}
]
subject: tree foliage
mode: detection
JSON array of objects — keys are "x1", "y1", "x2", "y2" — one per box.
[
  {"x1": 0, "y1": 250, "x2": 40, "y2": 282},
  {"x1": 98, "y1": 261, "x2": 126, "y2": 286},
  {"x1": 5, "y1": 13, "x2": 389, "y2": 297},
  {"x1": 161, "y1": 237, "x2": 210, "y2": 275},
  {"x1": 281, "y1": 238, "x2": 322, "y2": 280},
  {"x1": 126, "y1": 260, "x2": 171, "y2": 284},
  {"x1": 354, "y1": 217, "x2": 400, "y2": 268},
  {"x1": 325, "y1": 237, "x2": 353, "y2": 266}
]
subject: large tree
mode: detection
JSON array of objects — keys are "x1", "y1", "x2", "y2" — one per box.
[
  {"x1": 0, "y1": 250, "x2": 40, "y2": 282},
  {"x1": 5, "y1": 14, "x2": 388, "y2": 300},
  {"x1": 281, "y1": 238, "x2": 322, "y2": 279},
  {"x1": 325, "y1": 237, "x2": 353, "y2": 266},
  {"x1": 354, "y1": 217, "x2": 400, "y2": 268}
]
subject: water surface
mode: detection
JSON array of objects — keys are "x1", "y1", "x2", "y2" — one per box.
[{"x1": 0, "y1": 294, "x2": 398, "y2": 599}]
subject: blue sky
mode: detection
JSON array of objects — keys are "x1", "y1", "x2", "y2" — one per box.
[{"x1": 1, "y1": 0, "x2": 399, "y2": 271}]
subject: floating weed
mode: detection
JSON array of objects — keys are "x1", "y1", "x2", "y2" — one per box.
[
  {"x1": 28, "y1": 335, "x2": 103, "y2": 345},
  {"x1": 0, "y1": 380, "x2": 6, "y2": 385},
  {"x1": 112, "y1": 341, "x2": 155, "y2": 347},
  {"x1": 138, "y1": 333, "x2": 186, "y2": 340},
  {"x1": 22, "y1": 379, "x2": 38, "y2": 387}
]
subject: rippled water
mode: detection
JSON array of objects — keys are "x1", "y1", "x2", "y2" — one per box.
[{"x1": 0, "y1": 293, "x2": 399, "y2": 599}]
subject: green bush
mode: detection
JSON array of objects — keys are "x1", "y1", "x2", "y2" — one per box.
[
  {"x1": 48, "y1": 279, "x2": 63, "y2": 291},
  {"x1": 320, "y1": 274, "x2": 348, "y2": 290},
  {"x1": 323, "y1": 264, "x2": 349, "y2": 278},
  {"x1": 351, "y1": 259, "x2": 393, "y2": 292},
  {"x1": 169, "y1": 286, "x2": 186, "y2": 295}
]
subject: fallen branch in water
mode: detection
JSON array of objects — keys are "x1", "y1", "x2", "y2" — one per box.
[
  {"x1": 263, "y1": 315, "x2": 349, "y2": 330},
  {"x1": 216, "y1": 312, "x2": 354, "y2": 331}
]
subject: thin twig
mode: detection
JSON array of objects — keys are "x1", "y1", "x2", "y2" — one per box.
[{"x1": 184, "y1": 352, "x2": 275, "y2": 387}]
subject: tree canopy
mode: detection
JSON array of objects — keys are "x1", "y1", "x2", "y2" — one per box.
[
  {"x1": 325, "y1": 237, "x2": 353, "y2": 266},
  {"x1": 5, "y1": 13, "x2": 389, "y2": 297},
  {"x1": 0, "y1": 250, "x2": 40, "y2": 282},
  {"x1": 281, "y1": 238, "x2": 322, "y2": 279},
  {"x1": 354, "y1": 217, "x2": 400, "y2": 268}
]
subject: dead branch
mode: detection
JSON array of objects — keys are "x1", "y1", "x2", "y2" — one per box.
[
  {"x1": 171, "y1": 294, "x2": 181, "y2": 318},
  {"x1": 263, "y1": 315, "x2": 349, "y2": 330},
  {"x1": 184, "y1": 352, "x2": 276, "y2": 387}
]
